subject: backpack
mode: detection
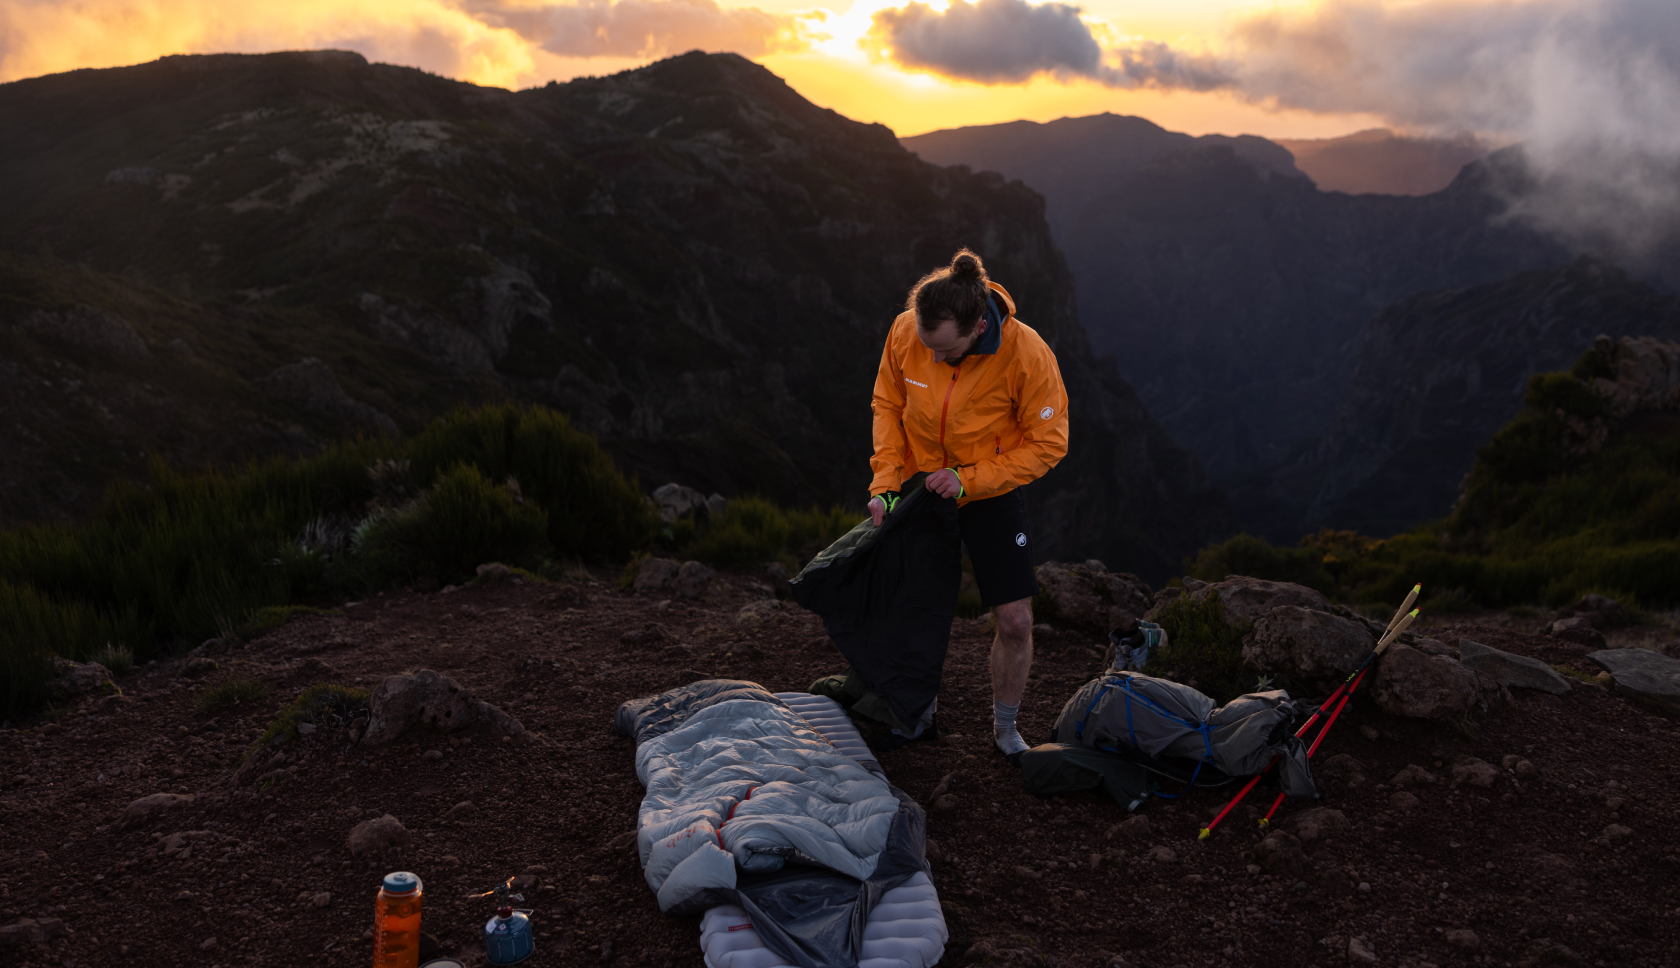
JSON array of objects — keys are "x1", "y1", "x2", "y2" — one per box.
[
  {"x1": 1106, "y1": 620, "x2": 1168, "y2": 672},
  {"x1": 1049, "y1": 671, "x2": 1317, "y2": 798}
]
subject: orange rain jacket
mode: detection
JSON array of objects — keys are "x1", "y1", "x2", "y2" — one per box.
[{"x1": 870, "y1": 281, "x2": 1070, "y2": 505}]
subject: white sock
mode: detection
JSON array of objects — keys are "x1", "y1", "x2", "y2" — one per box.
[{"x1": 994, "y1": 700, "x2": 1028, "y2": 755}]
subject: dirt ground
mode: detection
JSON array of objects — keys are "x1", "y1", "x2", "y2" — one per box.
[{"x1": 3, "y1": 570, "x2": 1678, "y2": 968}]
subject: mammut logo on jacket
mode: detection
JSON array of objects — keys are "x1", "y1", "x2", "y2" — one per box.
[{"x1": 906, "y1": 378, "x2": 928, "y2": 388}]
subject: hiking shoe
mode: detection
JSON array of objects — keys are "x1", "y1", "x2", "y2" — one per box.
[
  {"x1": 874, "y1": 711, "x2": 938, "y2": 752},
  {"x1": 994, "y1": 727, "x2": 1028, "y2": 767}
]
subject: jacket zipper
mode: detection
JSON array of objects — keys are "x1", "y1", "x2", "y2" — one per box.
[{"x1": 938, "y1": 366, "x2": 959, "y2": 465}]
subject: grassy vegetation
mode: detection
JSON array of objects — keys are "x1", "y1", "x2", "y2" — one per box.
[
  {"x1": 1186, "y1": 344, "x2": 1680, "y2": 611},
  {"x1": 0, "y1": 400, "x2": 873, "y2": 719},
  {"x1": 0, "y1": 404, "x2": 655, "y2": 719},
  {"x1": 255, "y1": 682, "x2": 369, "y2": 748},
  {"x1": 194, "y1": 678, "x2": 271, "y2": 714},
  {"x1": 669, "y1": 496, "x2": 856, "y2": 570},
  {"x1": 1143, "y1": 591, "x2": 1251, "y2": 705}
]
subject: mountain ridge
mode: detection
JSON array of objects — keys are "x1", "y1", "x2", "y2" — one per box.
[{"x1": 0, "y1": 50, "x2": 1229, "y2": 578}]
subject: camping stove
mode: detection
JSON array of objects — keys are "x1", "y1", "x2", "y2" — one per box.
[{"x1": 484, "y1": 906, "x2": 534, "y2": 965}]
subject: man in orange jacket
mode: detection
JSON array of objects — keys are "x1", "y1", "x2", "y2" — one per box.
[{"x1": 866, "y1": 248, "x2": 1070, "y2": 764}]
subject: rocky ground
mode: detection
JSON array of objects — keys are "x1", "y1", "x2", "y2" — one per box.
[{"x1": 2, "y1": 567, "x2": 1678, "y2": 968}]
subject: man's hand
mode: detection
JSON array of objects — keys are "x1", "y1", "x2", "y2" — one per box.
[
  {"x1": 868, "y1": 495, "x2": 888, "y2": 527},
  {"x1": 927, "y1": 467, "x2": 962, "y2": 499}
]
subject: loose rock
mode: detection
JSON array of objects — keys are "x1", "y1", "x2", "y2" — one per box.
[
  {"x1": 1450, "y1": 757, "x2": 1501, "y2": 788},
  {"x1": 1458, "y1": 639, "x2": 1571, "y2": 694},
  {"x1": 735, "y1": 600, "x2": 783, "y2": 625},
  {"x1": 347, "y1": 814, "x2": 410, "y2": 857},
  {"x1": 1588, "y1": 648, "x2": 1680, "y2": 715},
  {"x1": 0, "y1": 917, "x2": 67, "y2": 948},
  {"x1": 364, "y1": 670, "x2": 475, "y2": 745},
  {"x1": 1170, "y1": 576, "x2": 1336, "y2": 627},
  {"x1": 1284, "y1": 807, "x2": 1350, "y2": 844},
  {"x1": 1145, "y1": 846, "x2": 1177, "y2": 864},
  {"x1": 620, "y1": 623, "x2": 670, "y2": 646},
  {"x1": 119, "y1": 792, "x2": 195, "y2": 830},
  {"x1": 440, "y1": 801, "x2": 475, "y2": 823},
  {"x1": 1372, "y1": 645, "x2": 1478, "y2": 722},
  {"x1": 1547, "y1": 617, "x2": 1606, "y2": 649},
  {"x1": 45, "y1": 657, "x2": 116, "y2": 699},
  {"x1": 1105, "y1": 816, "x2": 1153, "y2": 842},
  {"x1": 1347, "y1": 936, "x2": 1376, "y2": 963},
  {"x1": 1389, "y1": 763, "x2": 1440, "y2": 788},
  {"x1": 1251, "y1": 831, "x2": 1308, "y2": 875},
  {"x1": 312, "y1": 892, "x2": 332, "y2": 908},
  {"x1": 672, "y1": 561, "x2": 715, "y2": 600},
  {"x1": 182, "y1": 656, "x2": 219, "y2": 679},
  {"x1": 632, "y1": 558, "x2": 680, "y2": 595},
  {"x1": 1445, "y1": 929, "x2": 1480, "y2": 949}
]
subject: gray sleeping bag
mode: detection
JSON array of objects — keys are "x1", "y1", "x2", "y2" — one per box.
[
  {"x1": 614, "y1": 679, "x2": 929, "y2": 968},
  {"x1": 1050, "y1": 671, "x2": 1316, "y2": 797}
]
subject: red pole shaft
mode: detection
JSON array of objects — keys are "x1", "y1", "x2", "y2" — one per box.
[{"x1": 1263, "y1": 665, "x2": 1370, "y2": 824}]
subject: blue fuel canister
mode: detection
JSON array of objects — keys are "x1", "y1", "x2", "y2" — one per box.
[{"x1": 484, "y1": 906, "x2": 534, "y2": 965}]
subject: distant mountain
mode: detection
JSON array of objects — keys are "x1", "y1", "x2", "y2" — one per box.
[
  {"x1": 901, "y1": 113, "x2": 1301, "y2": 240},
  {"x1": 1270, "y1": 258, "x2": 1680, "y2": 538},
  {"x1": 1065, "y1": 146, "x2": 1571, "y2": 491},
  {"x1": 0, "y1": 50, "x2": 1228, "y2": 577},
  {"x1": 1274, "y1": 129, "x2": 1491, "y2": 196}
]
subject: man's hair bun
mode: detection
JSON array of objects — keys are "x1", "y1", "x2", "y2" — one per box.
[
  {"x1": 950, "y1": 250, "x2": 984, "y2": 280},
  {"x1": 908, "y1": 248, "x2": 992, "y2": 336}
]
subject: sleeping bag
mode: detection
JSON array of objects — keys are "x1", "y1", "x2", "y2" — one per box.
[{"x1": 614, "y1": 679, "x2": 930, "y2": 968}]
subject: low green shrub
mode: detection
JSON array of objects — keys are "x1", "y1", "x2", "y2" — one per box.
[
  {"x1": 1143, "y1": 591, "x2": 1251, "y2": 704},
  {"x1": 0, "y1": 404, "x2": 657, "y2": 719},
  {"x1": 194, "y1": 678, "x2": 271, "y2": 714},
  {"x1": 356, "y1": 464, "x2": 549, "y2": 584},
  {"x1": 255, "y1": 682, "x2": 370, "y2": 748},
  {"x1": 1186, "y1": 533, "x2": 1333, "y2": 594},
  {"x1": 675, "y1": 497, "x2": 856, "y2": 569}
]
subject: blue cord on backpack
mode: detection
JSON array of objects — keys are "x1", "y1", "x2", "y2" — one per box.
[{"x1": 1077, "y1": 674, "x2": 1216, "y2": 799}]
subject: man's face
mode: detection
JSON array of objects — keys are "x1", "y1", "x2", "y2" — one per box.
[{"x1": 918, "y1": 316, "x2": 986, "y2": 365}]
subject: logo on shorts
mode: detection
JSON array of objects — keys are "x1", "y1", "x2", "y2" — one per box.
[
  {"x1": 1040, "y1": 406, "x2": 1054, "y2": 419},
  {"x1": 1015, "y1": 533, "x2": 1027, "y2": 547}
]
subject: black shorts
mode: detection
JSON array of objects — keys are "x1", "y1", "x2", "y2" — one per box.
[{"x1": 958, "y1": 488, "x2": 1037, "y2": 607}]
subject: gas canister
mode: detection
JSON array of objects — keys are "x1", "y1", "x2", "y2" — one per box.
[{"x1": 483, "y1": 906, "x2": 534, "y2": 965}]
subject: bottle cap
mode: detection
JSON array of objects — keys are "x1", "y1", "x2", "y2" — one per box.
[
  {"x1": 383, "y1": 871, "x2": 421, "y2": 894},
  {"x1": 496, "y1": 905, "x2": 514, "y2": 919}
]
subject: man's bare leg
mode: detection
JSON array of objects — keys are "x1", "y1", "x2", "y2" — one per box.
[{"x1": 991, "y1": 597, "x2": 1034, "y2": 762}]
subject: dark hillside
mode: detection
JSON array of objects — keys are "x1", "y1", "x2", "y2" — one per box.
[
  {"x1": 1271, "y1": 260, "x2": 1680, "y2": 538},
  {"x1": 0, "y1": 50, "x2": 1227, "y2": 576}
]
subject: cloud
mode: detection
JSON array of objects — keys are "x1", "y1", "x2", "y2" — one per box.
[
  {"x1": 863, "y1": 0, "x2": 1231, "y2": 90},
  {"x1": 0, "y1": 0, "x2": 805, "y2": 88},
  {"x1": 866, "y1": 0, "x2": 1680, "y2": 255},
  {"x1": 460, "y1": 0, "x2": 804, "y2": 60},
  {"x1": 1215, "y1": 0, "x2": 1680, "y2": 255}
]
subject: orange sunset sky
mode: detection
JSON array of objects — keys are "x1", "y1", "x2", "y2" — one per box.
[{"x1": 0, "y1": 0, "x2": 1459, "y2": 139}]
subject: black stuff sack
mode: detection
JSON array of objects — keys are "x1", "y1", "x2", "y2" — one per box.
[{"x1": 789, "y1": 473, "x2": 961, "y2": 734}]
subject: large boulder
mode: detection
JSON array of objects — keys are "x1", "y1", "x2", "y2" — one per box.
[
  {"x1": 1371, "y1": 644, "x2": 1478, "y2": 722},
  {"x1": 1588, "y1": 649, "x2": 1680, "y2": 715},
  {"x1": 363, "y1": 670, "x2": 526, "y2": 745},
  {"x1": 651, "y1": 483, "x2": 708, "y2": 524},
  {"x1": 1458, "y1": 639, "x2": 1571, "y2": 695},
  {"x1": 1033, "y1": 560, "x2": 1152, "y2": 632},
  {"x1": 1173, "y1": 576, "x2": 1335, "y2": 627},
  {"x1": 1241, "y1": 606, "x2": 1375, "y2": 693}
]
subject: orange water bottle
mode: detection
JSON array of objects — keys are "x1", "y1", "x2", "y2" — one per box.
[{"x1": 372, "y1": 871, "x2": 423, "y2": 968}]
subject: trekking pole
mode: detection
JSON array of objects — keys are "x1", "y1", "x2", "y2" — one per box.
[
  {"x1": 1257, "y1": 604, "x2": 1421, "y2": 829},
  {"x1": 1198, "y1": 585, "x2": 1420, "y2": 841}
]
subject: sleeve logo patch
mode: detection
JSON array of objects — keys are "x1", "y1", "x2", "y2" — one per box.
[{"x1": 1039, "y1": 407, "x2": 1054, "y2": 420}]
